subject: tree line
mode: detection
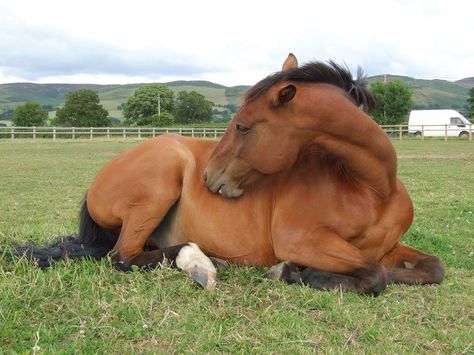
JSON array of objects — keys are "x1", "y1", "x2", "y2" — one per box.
[
  {"x1": 9, "y1": 81, "x2": 474, "y2": 127},
  {"x1": 11, "y1": 84, "x2": 215, "y2": 127}
]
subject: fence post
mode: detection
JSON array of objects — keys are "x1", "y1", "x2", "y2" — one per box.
[
  {"x1": 192, "y1": 127, "x2": 195, "y2": 138},
  {"x1": 53, "y1": 127, "x2": 56, "y2": 140},
  {"x1": 214, "y1": 128, "x2": 217, "y2": 139},
  {"x1": 123, "y1": 128, "x2": 126, "y2": 138},
  {"x1": 444, "y1": 124, "x2": 448, "y2": 141},
  {"x1": 179, "y1": 128, "x2": 182, "y2": 136},
  {"x1": 421, "y1": 125, "x2": 424, "y2": 141},
  {"x1": 398, "y1": 125, "x2": 402, "y2": 140},
  {"x1": 33, "y1": 126, "x2": 36, "y2": 140},
  {"x1": 10, "y1": 127, "x2": 14, "y2": 140},
  {"x1": 89, "y1": 127, "x2": 93, "y2": 140},
  {"x1": 138, "y1": 127, "x2": 141, "y2": 139},
  {"x1": 152, "y1": 127, "x2": 156, "y2": 137},
  {"x1": 72, "y1": 127, "x2": 75, "y2": 139},
  {"x1": 107, "y1": 127, "x2": 110, "y2": 140}
]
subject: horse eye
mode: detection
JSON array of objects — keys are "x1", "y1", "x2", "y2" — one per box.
[{"x1": 236, "y1": 124, "x2": 250, "y2": 135}]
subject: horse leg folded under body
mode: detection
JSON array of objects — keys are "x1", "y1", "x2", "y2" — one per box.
[
  {"x1": 271, "y1": 227, "x2": 388, "y2": 296},
  {"x1": 111, "y1": 207, "x2": 216, "y2": 289},
  {"x1": 380, "y1": 243, "x2": 444, "y2": 285},
  {"x1": 266, "y1": 262, "x2": 387, "y2": 296}
]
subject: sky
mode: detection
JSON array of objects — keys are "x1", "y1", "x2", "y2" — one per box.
[{"x1": 0, "y1": 0, "x2": 473, "y2": 86}]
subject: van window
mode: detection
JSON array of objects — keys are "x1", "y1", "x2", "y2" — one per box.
[{"x1": 450, "y1": 117, "x2": 464, "y2": 126}]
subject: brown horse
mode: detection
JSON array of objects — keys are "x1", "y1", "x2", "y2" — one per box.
[{"x1": 17, "y1": 54, "x2": 444, "y2": 295}]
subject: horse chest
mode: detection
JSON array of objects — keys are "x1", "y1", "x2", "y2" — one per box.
[{"x1": 273, "y1": 175, "x2": 382, "y2": 241}]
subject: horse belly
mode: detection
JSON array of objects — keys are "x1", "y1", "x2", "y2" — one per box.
[{"x1": 153, "y1": 186, "x2": 277, "y2": 267}]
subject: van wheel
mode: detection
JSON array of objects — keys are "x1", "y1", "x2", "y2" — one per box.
[{"x1": 459, "y1": 131, "x2": 469, "y2": 138}]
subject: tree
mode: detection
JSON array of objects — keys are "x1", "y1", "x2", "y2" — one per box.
[
  {"x1": 123, "y1": 84, "x2": 174, "y2": 126},
  {"x1": 12, "y1": 103, "x2": 48, "y2": 126},
  {"x1": 369, "y1": 80, "x2": 413, "y2": 125},
  {"x1": 225, "y1": 103, "x2": 238, "y2": 113},
  {"x1": 174, "y1": 91, "x2": 213, "y2": 124},
  {"x1": 468, "y1": 87, "x2": 474, "y2": 119},
  {"x1": 151, "y1": 112, "x2": 175, "y2": 127},
  {"x1": 54, "y1": 89, "x2": 110, "y2": 127}
]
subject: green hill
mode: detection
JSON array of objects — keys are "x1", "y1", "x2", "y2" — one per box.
[
  {"x1": 0, "y1": 74, "x2": 471, "y2": 121},
  {"x1": 368, "y1": 75, "x2": 470, "y2": 112}
]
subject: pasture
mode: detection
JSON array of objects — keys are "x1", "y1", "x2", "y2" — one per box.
[{"x1": 0, "y1": 139, "x2": 473, "y2": 353}]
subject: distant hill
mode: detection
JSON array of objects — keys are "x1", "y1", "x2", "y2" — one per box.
[
  {"x1": 368, "y1": 75, "x2": 470, "y2": 112},
  {"x1": 0, "y1": 74, "x2": 471, "y2": 120},
  {"x1": 454, "y1": 77, "x2": 474, "y2": 89}
]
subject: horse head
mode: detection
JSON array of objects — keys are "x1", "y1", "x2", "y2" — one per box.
[{"x1": 204, "y1": 53, "x2": 375, "y2": 198}]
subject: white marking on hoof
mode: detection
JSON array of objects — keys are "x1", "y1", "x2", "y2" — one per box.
[
  {"x1": 265, "y1": 262, "x2": 290, "y2": 280},
  {"x1": 176, "y1": 243, "x2": 217, "y2": 289}
]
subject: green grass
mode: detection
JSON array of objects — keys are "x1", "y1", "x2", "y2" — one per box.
[{"x1": 0, "y1": 139, "x2": 473, "y2": 353}]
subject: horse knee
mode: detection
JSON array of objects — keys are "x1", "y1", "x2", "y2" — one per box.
[{"x1": 354, "y1": 265, "x2": 388, "y2": 297}]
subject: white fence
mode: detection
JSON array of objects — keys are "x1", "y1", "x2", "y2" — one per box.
[
  {"x1": 0, "y1": 126, "x2": 227, "y2": 140},
  {"x1": 380, "y1": 124, "x2": 472, "y2": 141},
  {"x1": 0, "y1": 125, "x2": 472, "y2": 141}
]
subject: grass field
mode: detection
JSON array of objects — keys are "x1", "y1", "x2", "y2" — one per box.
[{"x1": 0, "y1": 139, "x2": 473, "y2": 353}]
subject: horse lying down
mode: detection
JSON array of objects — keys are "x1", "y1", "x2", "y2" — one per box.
[{"x1": 14, "y1": 54, "x2": 444, "y2": 296}]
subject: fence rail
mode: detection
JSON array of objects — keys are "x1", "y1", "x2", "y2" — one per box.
[
  {"x1": 0, "y1": 124, "x2": 472, "y2": 141},
  {"x1": 0, "y1": 126, "x2": 227, "y2": 140}
]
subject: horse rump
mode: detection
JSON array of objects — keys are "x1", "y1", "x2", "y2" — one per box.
[{"x1": 11, "y1": 198, "x2": 117, "y2": 268}]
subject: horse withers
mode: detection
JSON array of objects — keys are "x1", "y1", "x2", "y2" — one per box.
[{"x1": 15, "y1": 54, "x2": 444, "y2": 295}]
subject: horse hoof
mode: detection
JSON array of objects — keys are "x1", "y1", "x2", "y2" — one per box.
[
  {"x1": 190, "y1": 268, "x2": 216, "y2": 289},
  {"x1": 265, "y1": 262, "x2": 301, "y2": 284},
  {"x1": 265, "y1": 262, "x2": 290, "y2": 280},
  {"x1": 176, "y1": 243, "x2": 217, "y2": 289}
]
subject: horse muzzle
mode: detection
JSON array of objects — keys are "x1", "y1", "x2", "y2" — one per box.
[{"x1": 203, "y1": 169, "x2": 244, "y2": 198}]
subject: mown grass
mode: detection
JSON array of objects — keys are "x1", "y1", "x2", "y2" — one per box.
[{"x1": 0, "y1": 139, "x2": 473, "y2": 353}]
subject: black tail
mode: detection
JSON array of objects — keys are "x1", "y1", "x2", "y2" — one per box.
[{"x1": 12, "y1": 198, "x2": 118, "y2": 268}]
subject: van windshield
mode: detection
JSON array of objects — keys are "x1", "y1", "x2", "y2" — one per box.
[{"x1": 451, "y1": 117, "x2": 472, "y2": 125}]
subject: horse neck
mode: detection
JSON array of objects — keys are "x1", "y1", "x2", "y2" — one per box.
[{"x1": 302, "y1": 89, "x2": 397, "y2": 197}]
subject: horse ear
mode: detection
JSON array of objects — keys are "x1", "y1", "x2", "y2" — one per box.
[
  {"x1": 274, "y1": 84, "x2": 296, "y2": 106},
  {"x1": 282, "y1": 53, "x2": 298, "y2": 70}
]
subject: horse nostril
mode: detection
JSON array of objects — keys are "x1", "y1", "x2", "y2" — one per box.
[{"x1": 203, "y1": 171, "x2": 208, "y2": 183}]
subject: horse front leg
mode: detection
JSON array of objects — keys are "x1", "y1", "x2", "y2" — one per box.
[
  {"x1": 380, "y1": 243, "x2": 444, "y2": 285},
  {"x1": 271, "y1": 227, "x2": 388, "y2": 296}
]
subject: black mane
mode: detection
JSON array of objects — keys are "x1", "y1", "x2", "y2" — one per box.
[{"x1": 245, "y1": 61, "x2": 376, "y2": 111}]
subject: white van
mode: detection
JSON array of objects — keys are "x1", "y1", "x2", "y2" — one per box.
[{"x1": 408, "y1": 110, "x2": 472, "y2": 137}]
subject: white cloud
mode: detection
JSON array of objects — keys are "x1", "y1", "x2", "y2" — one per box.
[{"x1": 1, "y1": 0, "x2": 473, "y2": 85}]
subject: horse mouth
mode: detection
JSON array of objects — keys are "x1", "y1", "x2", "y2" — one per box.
[{"x1": 211, "y1": 183, "x2": 244, "y2": 199}]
